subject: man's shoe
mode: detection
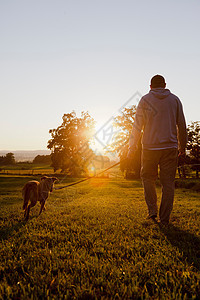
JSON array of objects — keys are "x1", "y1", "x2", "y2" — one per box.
[{"x1": 158, "y1": 221, "x2": 169, "y2": 228}]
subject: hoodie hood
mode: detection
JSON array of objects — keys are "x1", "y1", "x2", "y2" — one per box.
[{"x1": 150, "y1": 88, "x2": 171, "y2": 99}]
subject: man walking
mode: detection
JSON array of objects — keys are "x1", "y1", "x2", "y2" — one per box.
[{"x1": 128, "y1": 75, "x2": 187, "y2": 225}]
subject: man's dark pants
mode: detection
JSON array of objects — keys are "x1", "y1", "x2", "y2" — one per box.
[{"x1": 141, "y1": 148, "x2": 178, "y2": 225}]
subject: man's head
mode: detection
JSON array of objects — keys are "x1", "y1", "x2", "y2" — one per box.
[{"x1": 150, "y1": 75, "x2": 166, "y2": 89}]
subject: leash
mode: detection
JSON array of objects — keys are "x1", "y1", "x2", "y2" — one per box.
[
  {"x1": 54, "y1": 160, "x2": 123, "y2": 190},
  {"x1": 54, "y1": 155, "x2": 199, "y2": 190}
]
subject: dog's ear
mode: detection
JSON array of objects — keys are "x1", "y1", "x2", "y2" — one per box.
[
  {"x1": 52, "y1": 177, "x2": 58, "y2": 182},
  {"x1": 41, "y1": 176, "x2": 48, "y2": 181}
]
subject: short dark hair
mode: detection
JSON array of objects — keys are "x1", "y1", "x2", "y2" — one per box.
[{"x1": 150, "y1": 75, "x2": 166, "y2": 88}]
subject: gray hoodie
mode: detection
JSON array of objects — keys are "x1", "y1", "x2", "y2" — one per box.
[{"x1": 129, "y1": 88, "x2": 187, "y2": 151}]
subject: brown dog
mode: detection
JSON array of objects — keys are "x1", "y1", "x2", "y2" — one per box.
[{"x1": 22, "y1": 176, "x2": 58, "y2": 220}]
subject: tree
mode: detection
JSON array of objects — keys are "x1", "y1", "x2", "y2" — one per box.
[
  {"x1": 108, "y1": 106, "x2": 141, "y2": 179},
  {"x1": 187, "y1": 121, "x2": 200, "y2": 178},
  {"x1": 0, "y1": 153, "x2": 15, "y2": 165},
  {"x1": 47, "y1": 111, "x2": 95, "y2": 176},
  {"x1": 33, "y1": 155, "x2": 51, "y2": 164}
]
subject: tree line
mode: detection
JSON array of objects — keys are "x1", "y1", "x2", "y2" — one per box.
[
  {"x1": 0, "y1": 153, "x2": 15, "y2": 165},
  {"x1": 1, "y1": 110, "x2": 199, "y2": 178},
  {"x1": 109, "y1": 107, "x2": 200, "y2": 179},
  {"x1": 47, "y1": 109, "x2": 199, "y2": 179}
]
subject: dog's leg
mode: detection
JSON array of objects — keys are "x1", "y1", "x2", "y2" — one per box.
[
  {"x1": 25, "y1": 189, "x2": 37, "y2": 220},
  {"x1": 24, "y1": 205, "x2": 29, "y2": 219},
  {"x1": 24, "y1": 207, "x2": 27, "y2": 218},
  {"x1": 22, "y1": 184, "x2": 29, "y2": 219},
  {"x1": 26, "y1": 200, "x2": 38, "y2": 220},
  {"x1": 25, "y1": 204, "x2": 31, "y2": 220},
  {"x1": 23, "y1": 200, "x2": 27, "y2": 218},
  {"x1": 39, "y1": 201, "x2": 45, "y2": 216}
]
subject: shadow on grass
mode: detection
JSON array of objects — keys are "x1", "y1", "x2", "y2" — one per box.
[
  {"x1": 159, "y1": 224, "x2": 200, "y2": 271},
  {"x1": 0, "y1": 216, "x2": 36, "y2": 241}
]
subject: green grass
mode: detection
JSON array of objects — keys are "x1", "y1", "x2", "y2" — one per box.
[
  {"x1": 0, "y1": 176, "x2": 199, "y2": 299},
  {"x1": 0, "y1": 163, "x2": 54, "y2": 176},
  {"x1": 0, "y1": 163, "x2": 52, "y2": 170}
]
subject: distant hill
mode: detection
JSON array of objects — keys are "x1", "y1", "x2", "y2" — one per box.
[{"x1": 0, "y1": 150, "x2": 50, "y2": 162}]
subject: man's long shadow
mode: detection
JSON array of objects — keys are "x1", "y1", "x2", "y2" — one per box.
[{"x1": 158, "y1": 223, "x2": 200, "y2": 271}]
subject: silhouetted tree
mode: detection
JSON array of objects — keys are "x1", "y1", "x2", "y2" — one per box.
[
  {"x1": 0, "y1": 153, "x2": 15, "y2": 165},
  {"x1": 47, "y1": 111, "x2": 95, "y2": 176},
  {"x1": 0, "y1": 157, "x2": 4, "y2": 165},
  {"x1": 108, "y1": 106, "x2": 141, "y2": 179},
  {"x1": 33, "y1": 155, "x2": 51, "y2": 164},
  {"x1": 187, "y1": 121, "x2": 200, "y2": 178}
]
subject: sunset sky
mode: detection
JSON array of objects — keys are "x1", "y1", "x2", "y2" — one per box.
[{"x1": 1, "y1": 0, "x2": 200, "y2": 151}]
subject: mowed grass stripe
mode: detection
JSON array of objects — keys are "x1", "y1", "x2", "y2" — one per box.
[{"x1": 0, "y1": 177, "x2": 199, "y2": 299}]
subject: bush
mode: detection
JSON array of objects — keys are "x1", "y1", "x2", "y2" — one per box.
[{"x1": 175, "y1": 179, "x2": 199, "y2": 190}]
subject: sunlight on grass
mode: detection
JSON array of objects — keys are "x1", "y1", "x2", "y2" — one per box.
[{"x1": 0, "y1": 176, "x2": 199, "y2": 298}]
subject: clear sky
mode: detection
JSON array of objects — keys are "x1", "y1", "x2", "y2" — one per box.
[{"x1": 1, "y1": 0, "x2": 200, "y2": 151}]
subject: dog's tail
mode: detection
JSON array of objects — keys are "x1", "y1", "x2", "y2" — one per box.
[{"x1": 22, "y1": 184, "x2": 30, "y2": 210}]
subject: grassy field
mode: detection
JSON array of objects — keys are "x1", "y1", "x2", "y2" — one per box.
[
  {"x1": 0, "y1": 176, "x2": 199, "y2": 299},
  {"x1": 0, "y1": 163, "x2": 54, "y2": 176}
]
